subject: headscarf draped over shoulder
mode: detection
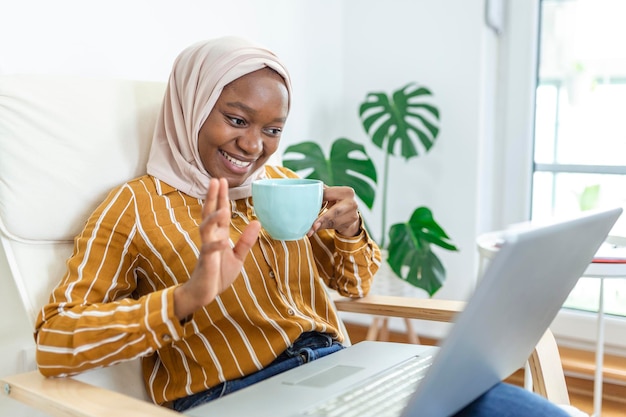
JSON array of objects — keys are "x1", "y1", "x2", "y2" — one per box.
[{"x1": 146, "y1": 36, "x2": 292, "y2": 200}]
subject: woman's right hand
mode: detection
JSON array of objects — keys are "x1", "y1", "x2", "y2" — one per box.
[{"x1": 174, "y1": 178, "x2": 261, "y2": 320}]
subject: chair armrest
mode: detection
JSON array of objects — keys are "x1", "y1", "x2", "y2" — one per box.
[
  {"x1": 1, "y1": 371, "x2": 179, "y2": 417},
  {"x1": 529, "y1": 329, "x2": 571, "y2": 405},
  {"x1": 334, "y1": 294, "x2": 571, "y2": 405},
  {"x1": 332, "y1": 294, "x2": 464, "y2": 322},
  {"x1": 2, "y1": 298, "x2": 570, "y2": 416}
]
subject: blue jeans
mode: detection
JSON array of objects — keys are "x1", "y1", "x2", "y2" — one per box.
[
  {"x1": 453, "y1": 382, "x2": 571, "y2": 417},
  {"x1": 174, "y1": 333, "x2": 570, "y2": 417},
  {"x1": 173, "y1": 332, "x2": 343, "y2": 412}
]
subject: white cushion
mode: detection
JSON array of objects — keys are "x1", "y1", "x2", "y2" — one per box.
[
  {"x1": 0, "y1": 75, "x2": 165, "y2": 402},
  {"x1": 0, "y1": 75, "x2": 165, "y2": 242}
]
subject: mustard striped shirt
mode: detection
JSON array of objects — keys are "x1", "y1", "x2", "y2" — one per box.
[{"x1": 35, "y1": 165, "x2": 381, "y2": 405}]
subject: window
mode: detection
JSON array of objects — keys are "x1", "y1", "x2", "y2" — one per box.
[{"x1": 533, "y1": 0, "x2": 626, "y2": 317}]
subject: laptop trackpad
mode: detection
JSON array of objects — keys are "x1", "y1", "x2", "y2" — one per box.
[{"x1": 282, "y1": 365, "x2": 364, "y2": 388}]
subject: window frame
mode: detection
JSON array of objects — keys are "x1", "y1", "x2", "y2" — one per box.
[{"x1": 501, "y1": 0, "x2": 626, "y2": 352}]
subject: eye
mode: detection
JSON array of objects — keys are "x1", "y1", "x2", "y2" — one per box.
[
  {"x1": 264, "y1": 127, "x2": 283, "y2": 137},
  {"x1": 227, "y1": 115, "x2": 246, "y2": 126}
]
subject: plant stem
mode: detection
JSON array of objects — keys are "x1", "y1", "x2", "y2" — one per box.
[{"x1": 381, "y1": 149, "x2": 390, "y2": 248}]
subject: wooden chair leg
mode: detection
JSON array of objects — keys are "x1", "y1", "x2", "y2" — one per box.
[{"x1": 528, "y1": 329, "x2": 570, "y2": 405}]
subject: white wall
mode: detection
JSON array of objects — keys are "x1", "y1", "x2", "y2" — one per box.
[
  {"x1": 0, "y1": 0, "x2": 347, "y2": 155},
  {"x1": 342, "y1": 0, "x2": 493, "y2": 304},
  {"x1": 0, "y1": 0, "x2": 520, "y2": 413}
]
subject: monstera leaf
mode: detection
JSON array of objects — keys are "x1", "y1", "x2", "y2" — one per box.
[
  {"x1": 359, "y1": 82, "x2": 440, "y2": 160},
  {"x1": 282, "y1": 138, "x2": 377, "y2": 209},
  {"x1": 386, "y1": 207, "x2": 458, "y2": 296}
]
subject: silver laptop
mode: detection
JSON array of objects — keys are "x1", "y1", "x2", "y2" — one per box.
[{"x1": 184, "y1": 207, "x2": 622, "y2": 417}]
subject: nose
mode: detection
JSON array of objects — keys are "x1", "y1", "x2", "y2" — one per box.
[{"x1": 237, "y1": 129, "x2": 263, "y2": 155}]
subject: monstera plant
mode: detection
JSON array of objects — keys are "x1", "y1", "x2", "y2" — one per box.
[{"x1": 283, "y1": 82, "x2": 458, "y2": 296}]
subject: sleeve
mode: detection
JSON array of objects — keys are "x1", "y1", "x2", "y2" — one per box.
[
  {"x1": 310, "y1": 218, "x2": 382, "y2": 298},
  {"x1": 34, "y1": 184, "x2": 184, "y2": 377}
]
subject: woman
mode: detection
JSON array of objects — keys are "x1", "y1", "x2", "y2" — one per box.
[
  {"x1": 35, "y1": 36, "x2": 379, "y2": 410},
  {"x1": 34, "y1": 37, "x2": 570, "y2": 416}
]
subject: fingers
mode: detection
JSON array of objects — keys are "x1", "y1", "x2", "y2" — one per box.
[
  {"x1": 200, "y1": 178, "x2": 231, "y2": 250},
  {"x1": 200, "y1": 178, "x2": 260, "y2": 256},
  {"x1": 217, "y1": 177, "x2": 229, "y2": 210},
  {"x1": 202, "y1": 178, "x2": 230, "y2": 218},
  {"x1": 309, "y1": 186, "x2": 361, "y2": 237},
  {"x1": 233, "y1": 220, "x2": 261, "y2": 260},
  {"x1": 202, "y1": 178, "x2": 219, "y2": 218}
]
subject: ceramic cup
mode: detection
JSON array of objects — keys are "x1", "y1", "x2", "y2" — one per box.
[{"x1": 252, "y1": 178, "x2": 324, "y2": 241}]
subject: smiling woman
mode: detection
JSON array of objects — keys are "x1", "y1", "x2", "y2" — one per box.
[{"x1": 32, "y1": 35, "x2": 382, "y2": 412}]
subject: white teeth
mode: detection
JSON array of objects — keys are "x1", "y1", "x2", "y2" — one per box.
[{"x1": 221, "y1": 150, "x2": 251, "y2": 168}]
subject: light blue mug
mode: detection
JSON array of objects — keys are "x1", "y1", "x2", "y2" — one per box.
[{"x1": 252, "y1": 178, "x2": 324, "y2": 241}]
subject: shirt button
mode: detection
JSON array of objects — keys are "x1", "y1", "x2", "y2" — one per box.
[
  {"x1": 231, "y1": 213, "x2": 237, "y2": 219},
  {"x1": 162, "y1": 334, "x2": 171, "y2": 342},
  {"x1": 287, "y1": 309, "x2": 295, "y2": 315},
  {"x1": 269, "y1": 271, "x2": 275, "y2": 278}
]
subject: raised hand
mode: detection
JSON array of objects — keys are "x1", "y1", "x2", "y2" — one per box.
[{"x1": 174, "y1": 178, "x2": 261, "y2": 320}]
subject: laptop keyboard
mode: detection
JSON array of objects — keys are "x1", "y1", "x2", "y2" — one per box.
[{"x1": 302, "y1": 354, "x2": 434, "y2": 417}]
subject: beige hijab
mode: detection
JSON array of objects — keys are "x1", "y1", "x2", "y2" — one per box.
[{"x1": 146, "y1": 36, "x2": 292, "y2": 200}]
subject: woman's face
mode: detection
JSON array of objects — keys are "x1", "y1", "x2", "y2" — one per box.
[{"x1": 198, "y1": 68, "x2": 289, "y2": 188}]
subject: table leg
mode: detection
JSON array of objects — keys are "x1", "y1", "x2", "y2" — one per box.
[
  {"x1": 403, "y1": 318, "x2": 421, "y2": 345},
  {"x1": 365, "y1": 316, "x2": 390, "y2": 341},
  {"x1": 366, "y1": 317, "x2": 420, "y2": 344},
  {"x1": 366, "y1": 317, "x2": 382, "y2": 341},
  {"x1": 593, "y1": 277, "x2": 605, "y2": 417}
]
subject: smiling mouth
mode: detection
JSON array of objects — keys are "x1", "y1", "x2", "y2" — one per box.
[{"x1": 220, "y1": 150, "x2": 253, "y2": 168}]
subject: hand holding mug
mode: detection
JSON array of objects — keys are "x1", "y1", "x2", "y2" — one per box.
[
  {"x1": 252, "y1": 179, "x2": 361, "y2": 241},
  {"x1": 307, "y1": 185, "x2": 361, "y2": 238}
]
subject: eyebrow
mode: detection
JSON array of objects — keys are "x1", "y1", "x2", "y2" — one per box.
[{"x1": 225, "y1": 101, "x2": 287, "y2": 123}]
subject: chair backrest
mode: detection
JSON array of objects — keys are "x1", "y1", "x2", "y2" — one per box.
[
  {"x1": 0, "y1": 74, "x2": 312, "y2": 403},
  {"x1": 0, "y1": 74, "x2": 166, "y2": 400}
]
